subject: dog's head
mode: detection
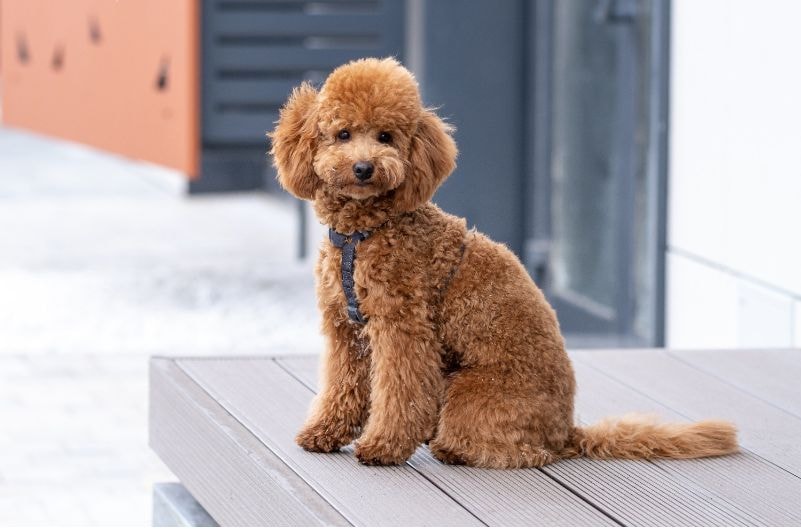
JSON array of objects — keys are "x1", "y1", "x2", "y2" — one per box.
[{"x1": 269, "y1": 58, "x2": 457, "y2": 212}]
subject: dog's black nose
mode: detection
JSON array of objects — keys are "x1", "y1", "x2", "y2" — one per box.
[{"x1": 353, "y1": 161, "x2": 374, "y2": 181}]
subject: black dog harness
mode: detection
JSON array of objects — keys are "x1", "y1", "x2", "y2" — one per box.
[
  {"x1": 329, "y1": 226, "x2": 469, "y2": 327},
  {"x1": 329, "y1": 227, "x2": 371, "y2": 324}
]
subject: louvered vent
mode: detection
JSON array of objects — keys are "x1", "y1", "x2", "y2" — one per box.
[{"x1": 202, "y1": 0, "x2": 406, "y2": 147}]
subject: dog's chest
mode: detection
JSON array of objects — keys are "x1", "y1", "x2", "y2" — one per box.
[
  {"x1": 321, "y1": 240, "x2": 369, "y2": 315},
  {"x1": 320, "y1": 236, "x2": 399, "y2": 322}
]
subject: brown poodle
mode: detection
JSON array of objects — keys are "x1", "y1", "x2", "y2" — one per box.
[{"x1": 269, "y1": 57, "x2": 738, "y2": 468}]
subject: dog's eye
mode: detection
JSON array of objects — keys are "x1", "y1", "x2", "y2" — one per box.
[
  {"x1": 377, "y1": 131, "x2": 392, "y2": 144},
  {"x1": 337, "y1": 130, "x2": 350, "y2": 141}
]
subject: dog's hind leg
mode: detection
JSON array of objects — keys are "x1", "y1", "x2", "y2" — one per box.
[
  {"x1": 429, "y1": 364, "x2": 571, "y2": 469},
  {"x1": 431, "y1": 437, "x2": 556, "y2": 468}
]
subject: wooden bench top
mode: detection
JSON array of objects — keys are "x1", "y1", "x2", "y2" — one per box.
[{"x1": 149, "y1": 349, "x2": 801, "y2": 526}]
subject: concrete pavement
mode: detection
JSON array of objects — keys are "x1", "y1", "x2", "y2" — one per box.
[{"x1": 0, "y1": 127, "x2": 323, "y2": 524}]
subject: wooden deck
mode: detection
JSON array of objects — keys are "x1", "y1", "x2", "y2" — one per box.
[{"x1": 149, "y1": 349, "x2": 801, "y2": 526}]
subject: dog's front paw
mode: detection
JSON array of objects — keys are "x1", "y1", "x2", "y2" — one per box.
[
  {"x1": 296, "y1": 421, "x2": 352, "y2": 453},
  {"x1": 354, "y1": 434, "x2": 414, "y2": 466}
]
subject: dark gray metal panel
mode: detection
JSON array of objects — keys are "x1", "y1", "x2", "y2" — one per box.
[
  {"x1": 420, "y1": 0, "x2": 527, "y2": 255},
  {"x1": 152, "y1": 482, "x2": 219, "y2": 527},
  {"x1": 191, "y1": 148, "x2": 268, "y2": 193},
  {"x1": 196, "y1": 0, "x2": 406, "y2": 192},
  {"x1": 526, "y1": 0, "x2": 554, "y2": 286},
  {"x1": 203, "y1": 0, "x2": 405, "y2": 147},
  {"x1": 652, "y1": 0, "x2": 671, "y2": 346},
  {"x1": 528, "y1": 0, "x2": 670, "y2": 347},
  {"x1": 213, "y1": 12, "x2": 394, "y2": 36}
]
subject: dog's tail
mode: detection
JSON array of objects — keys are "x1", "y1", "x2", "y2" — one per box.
[{"x1": 567, "y1": 413, "x2": 738, "y2": 460}]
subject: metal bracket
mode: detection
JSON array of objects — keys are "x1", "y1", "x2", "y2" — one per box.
[
  {"x1": 525, "y1": 237, "x2": 552, "y2": 285},
  {"x1": 594, "y1": 0, "x2": 641, "y2": 24}
]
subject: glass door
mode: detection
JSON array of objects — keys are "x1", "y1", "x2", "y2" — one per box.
[{"x1": 529, "y1": 0, "x2": 668, "y2": 347}]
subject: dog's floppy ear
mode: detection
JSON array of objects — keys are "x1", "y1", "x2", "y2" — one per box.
[
  {"x1": 394, "y1": 109, "x2": 458, "y2": 212},
  {"x1": 269, "y1": 83, "x2": 320, "y2": 200}
]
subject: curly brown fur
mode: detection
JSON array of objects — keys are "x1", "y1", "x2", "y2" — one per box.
[{"x1": 269, "y1": 57, "x2": 739, "y2": 469}]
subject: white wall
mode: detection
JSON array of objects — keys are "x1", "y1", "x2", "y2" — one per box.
[{"x1": 668, "y1": 0, "x2": 801, "y2": 348}]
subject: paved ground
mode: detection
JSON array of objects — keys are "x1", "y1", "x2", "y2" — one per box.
[{"x1": 0, "y1": 128, "x2": 323, "y2": 525}]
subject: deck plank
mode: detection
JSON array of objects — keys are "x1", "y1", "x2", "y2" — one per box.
[
  {"x1": 544, "y1": 457, "x2": 753, "y2": 526},
  {"x1": 570, "y1": 359, "x2": 801, "y2": 525},
  {"x1": 572, "y1": 349, "x2": 801, "y2": 477},
  {"x1": 408, "y1": 449, "x2": 617, "y2": 527},
  {"x1": 277, "y1": 356, "x2": 616, "y2": 526},
  {"x1": 668, "y1": 349, "x2": 801, "y2": 417},
  {"x1": 158, "y1": 350, "x2": 801, "y2": 526},
  {"x1": 278, "y1": 355, "x2": 319, "y2": 388},
  {"x1": 278, "y1": 355, "x2": 760, "y2": 526},
  {"x1": 176, "y1": 358, "x2": 484, "y2": 527},
  {"x1": 149, "y1": 359, "x2": 348, "y2": 526}
]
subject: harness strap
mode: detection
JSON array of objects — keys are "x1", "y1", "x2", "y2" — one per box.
[
  {"x1": 328, "y1": 226, "x2": 469, "y2": 328},
  {"x1": 329, "y1": 227, "x2": 370, "y2": 324}
]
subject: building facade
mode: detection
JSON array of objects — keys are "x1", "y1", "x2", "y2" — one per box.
[
  {"x1": 667, "y1": 0, "x2": 801, "y2": 349},
  {"x1": 2, "y1": 0, "x2": 798, "y2": 349}
]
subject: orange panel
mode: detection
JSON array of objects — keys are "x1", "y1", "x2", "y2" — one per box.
[{"x1": 0, "y1": 0, "x2": 199, "y2": 177}]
